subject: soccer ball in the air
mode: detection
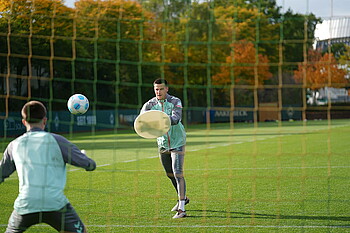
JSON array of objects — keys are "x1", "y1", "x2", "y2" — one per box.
[{"x1": 67, "y1": 94, "x2": 89, "y2": 115}]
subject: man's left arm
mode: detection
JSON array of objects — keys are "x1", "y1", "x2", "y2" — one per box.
[
  {"x1": 53, "y1": 134, "x2": 96, "y2": 171},
  {"x1": 170, "y1": 98, "x2": 183, "y2": 125}
]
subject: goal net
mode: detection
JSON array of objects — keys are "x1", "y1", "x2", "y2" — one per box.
[{"x1": 1, "y1": 0, "x2": 349, "y2": 231}]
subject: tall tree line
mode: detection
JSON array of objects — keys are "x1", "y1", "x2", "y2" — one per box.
[{"x1": 0, "y1": 0, "x2": 347, "y2": 112}]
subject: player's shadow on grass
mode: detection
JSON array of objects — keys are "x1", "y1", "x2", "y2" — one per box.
[{"x1": 188, "y1": 210, "x2": 350, "y2": 222}]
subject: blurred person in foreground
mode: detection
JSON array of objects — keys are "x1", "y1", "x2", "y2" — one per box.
[
  {"x1": 140, "y1": 78, "x2": 189, "y2": 219},
  {"x1": 0, "y1": 101, "x2": 96, "y2": 233}
]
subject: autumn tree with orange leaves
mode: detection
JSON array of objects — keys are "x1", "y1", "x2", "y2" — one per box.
[
  {"x1": 0, "y1": 0, "x2": 74, "y2": 110},
  {"x1": 294, "y1": 49, "x2": 348, "y2": 89},
  {"x1": 212, "y1": 41, "x2": 272, "y2": 85}
]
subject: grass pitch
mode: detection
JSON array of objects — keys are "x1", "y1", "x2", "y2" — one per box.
[{"x1": 1, "y1": 119, "x2": 350, "y2": 232}]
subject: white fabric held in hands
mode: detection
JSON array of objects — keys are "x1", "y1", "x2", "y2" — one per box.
[{"x1": 134, "y1": 110, "x2": 171, "y2": 139}]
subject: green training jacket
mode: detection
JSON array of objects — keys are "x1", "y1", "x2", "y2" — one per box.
[{"x1": 140, "y1": 94, "x2": 186, "y2": 150}]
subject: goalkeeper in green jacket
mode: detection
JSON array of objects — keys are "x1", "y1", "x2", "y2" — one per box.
[{"x1": 141, "y1": 78, "x2": 189, "y2": 219}]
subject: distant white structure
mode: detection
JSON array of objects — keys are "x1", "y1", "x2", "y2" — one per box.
[
  {"x1": 308, "y1": 87, "x2": 350, "y2": 105},
  {"x1": 311, "y1": 18, "x2": 350, "y2": 105},
  {"x1": 314, "y1": 17, "x2": 350, "y2": 50}
]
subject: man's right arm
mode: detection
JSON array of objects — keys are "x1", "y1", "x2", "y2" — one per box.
[
  {"x1": 140, "y1": 98, "x2": 157, "y2": 114},
  {"x1": 140, "y1": 102, "x2": 150, "y2": 114},
  {"x1": 0, "y1": 144, "x2": 16, "y2": 184}
]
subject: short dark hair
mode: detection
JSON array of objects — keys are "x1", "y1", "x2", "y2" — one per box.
[
  {"x1": 21, "y1": 101, "x2": 47, "y2": 123},
  {"x1": 153, "y1": 78, "x2": 168, "y2": 86}
]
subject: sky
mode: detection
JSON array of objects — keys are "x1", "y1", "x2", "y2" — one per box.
[
  {"x1": 64, "y1": 0, "x2": 350, "y2": 18},
  {"x1": 276, "y1": 0, "x2": 350, "y2": 18}
]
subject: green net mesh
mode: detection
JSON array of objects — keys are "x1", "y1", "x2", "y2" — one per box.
[{"x1": 1, "y1": 0, "x2": 350, "y2": 231}]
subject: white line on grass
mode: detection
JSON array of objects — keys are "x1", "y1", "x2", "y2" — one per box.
[
  {"x1": 4, "y1": 163, "x2": 112, "y2": 181},
  {"x1": 186, "y1": 165, "x2": 350, "y2": 171},
  {"x1": 68, "y1": 163, "x2": 110, "y2": 172},
  {"x1": 44, "y1": 123, "x2": 350, "y2": 170},
  {"x1": 85, "y1": 225, "x2": 350, "y2": 229},
  {"x1": 186, "y1": 136, "x2": 280, "y2": 152},
  {"x1": 122, "y1": 155, "x2": 158, "y2": 163},
  {"x1": 1, "y1": 224, "x2": 347, "y2": 229},
  {"x1": 4, "y1": 123, "x2": 349, "y2": 176},
  {"x1": 96, "y1": 165, "x2": 350, "y2": 172}
]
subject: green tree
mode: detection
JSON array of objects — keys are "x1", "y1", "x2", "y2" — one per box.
[
  {"x1": 281, "y1": 11, "x2": 321, "y2": 68},
  {"x1": 141, "y1": 0, "x2": 191, "y2": 20},
  {"x1": 330, "y1": 43, "x2": 348, "y2": 59}
]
